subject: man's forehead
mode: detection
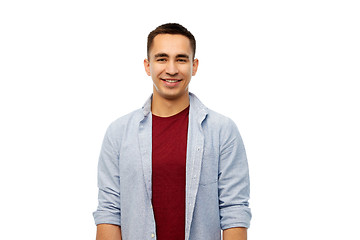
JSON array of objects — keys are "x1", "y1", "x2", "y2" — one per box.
[
  {"x1": 153, "y1": 33, "x2": 191, "y2": 42},
  {"x1": 150, "y1": 34, "x2": 192, "y2": 56}
]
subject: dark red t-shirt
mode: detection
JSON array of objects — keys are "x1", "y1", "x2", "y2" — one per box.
[{"x1": 152, "y1": 106, "x2": 189, "y2": 240}]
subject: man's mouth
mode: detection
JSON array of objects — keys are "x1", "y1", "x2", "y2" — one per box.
[{"x1": 161, "y1": 78, "x2": 182, "y2": 83}]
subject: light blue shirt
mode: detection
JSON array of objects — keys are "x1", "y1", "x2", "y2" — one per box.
[{"x1": 93, "y1": 93, "x2": 251, "y2": 240}]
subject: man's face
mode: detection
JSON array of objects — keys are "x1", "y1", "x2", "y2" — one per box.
[{"x1": 144, "y1": 34, "x2": 198, "y2": 101}]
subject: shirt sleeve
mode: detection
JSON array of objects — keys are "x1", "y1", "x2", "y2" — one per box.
[
  {"x1": 93, "y1": 125, "x2": 121, "y2": 226},
  {"x1": 218, "y1": 118, "x2": 252, "y2": 229}
]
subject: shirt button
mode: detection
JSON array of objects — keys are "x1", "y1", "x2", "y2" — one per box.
[{"x1": 151, "y1": 233, "x2": 155, "y2": 238}]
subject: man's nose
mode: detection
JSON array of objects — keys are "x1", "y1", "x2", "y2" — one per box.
[{"x1": 165, "y1": 61, "x2": 178, "y2": 75}]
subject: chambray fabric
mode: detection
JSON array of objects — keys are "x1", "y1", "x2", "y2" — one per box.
[{"x1": 93, "y1": 93, "x2": 251, "y2": 240}]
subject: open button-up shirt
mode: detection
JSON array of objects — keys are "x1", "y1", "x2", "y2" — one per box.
[{"x1": 93, "y1": 93, "x2": 251, "y2": 240}]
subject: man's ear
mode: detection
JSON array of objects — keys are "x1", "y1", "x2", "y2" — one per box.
[
  {"x1": 144, "y1": 59, "x2": 151, "y2": 76},
  {"x1": 192, "y1": 58, "x2": 199, "y2": 76}
]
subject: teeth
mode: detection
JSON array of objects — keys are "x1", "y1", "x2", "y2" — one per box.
[{"x1": 165, "y1": 80, "x2": 179, "y2": 83}]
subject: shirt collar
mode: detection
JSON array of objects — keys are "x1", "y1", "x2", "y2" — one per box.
[
  {"x1": 142, "y1": 94, "x2": 153, "y2": 117},
  {"x1": 141, "y1": 92, "x2": 208, "y2": 121}
]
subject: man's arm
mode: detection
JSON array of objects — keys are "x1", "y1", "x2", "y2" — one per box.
[
  {"x1": 223, "y1": 227, "x2": 247, "y2": 240},
  {"x1": 218, "y1": 119, "x2": 251, "y2": 231},
  {"x1": 94, "y1": 125, "x2": 122, "y2": 236},
  {"x1": 96, "y1": 224, "x2": 122, "y2": 240}
]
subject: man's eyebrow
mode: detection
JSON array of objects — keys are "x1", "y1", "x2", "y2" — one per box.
[
  {"x1": 154, "y1": 53, "x2": 169, "y2": 58},
  {"x1": 153, "y1": 53, "x2": 190, "y2": 59},
  {"x1": 176, "y1": 54, "x2": 190, "y2": 59}
]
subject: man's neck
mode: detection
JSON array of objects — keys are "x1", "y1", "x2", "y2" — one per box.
[{"x1": 151, "y1": 92, "x2": 190, "y2": 117}]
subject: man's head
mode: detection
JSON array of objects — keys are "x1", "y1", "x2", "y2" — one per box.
[
  {"x1": 144, "y1": 23, "x2": 199, "y2": 102},
  {"x1": 147, "y1": 23, "x2": 196, "y2": 60}
]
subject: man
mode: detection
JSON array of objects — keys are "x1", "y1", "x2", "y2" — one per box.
[{"x1": 93, "y1": 23, "x2": 251, "y2": 240}]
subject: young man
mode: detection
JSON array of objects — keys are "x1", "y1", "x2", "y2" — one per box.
[{"x1": 93, "y1": 23, "x2": 251, "y2": 240}]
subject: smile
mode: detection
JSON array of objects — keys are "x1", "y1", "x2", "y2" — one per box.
[{"x1": 161, "y1": 79, "x2": 182, "y2": 83}]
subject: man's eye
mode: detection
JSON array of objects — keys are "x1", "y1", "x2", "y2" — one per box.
[
  {"x1": 157, "y1": 58, "x2": 166, "y2": 62},
  {"x1": 177, "y1": 59, "x2": 187, "y2": 62}
]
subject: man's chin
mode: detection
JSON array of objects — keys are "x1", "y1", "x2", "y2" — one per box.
[{"x1": 157, "y1": 90, "x2": 189, "y2": 101}]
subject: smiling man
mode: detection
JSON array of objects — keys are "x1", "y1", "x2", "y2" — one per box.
[{"x1": 93, "y1": 23, "x2": 251, "y2": 240}]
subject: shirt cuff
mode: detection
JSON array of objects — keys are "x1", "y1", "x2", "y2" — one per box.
[
  {"x1": 220, "y1": 205, "x2": 252, "y2": 229},
  {"x1": 93, "y1": 210, "x2": 121, "y2": 226}
]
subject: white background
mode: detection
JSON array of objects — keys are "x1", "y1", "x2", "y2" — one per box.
[{"x1": 1, "y1": 0, "x2": 359, "y2": 239}]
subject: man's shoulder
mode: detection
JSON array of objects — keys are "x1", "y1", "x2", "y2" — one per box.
[
  {"x1": 206, "y1": 108, "x2": 230, "y2": 121},
  {"x1": 205, "y1": 108, "x2": 238, "y2": 129},
  {"x1": 106, "y1": 108, "x2": 143, "y2": 133},
  {"x1": 189, "y1": 93, "x2": 240, "y2": 132}
]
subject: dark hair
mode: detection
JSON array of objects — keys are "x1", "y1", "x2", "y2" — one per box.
[{"x1": 147, "y1": 23, "x2": 196, "y2": 60}]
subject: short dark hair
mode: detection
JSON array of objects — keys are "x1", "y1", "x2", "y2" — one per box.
[{"x1": 147, "y1": 23, "x2": 196, "y2": 60}]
